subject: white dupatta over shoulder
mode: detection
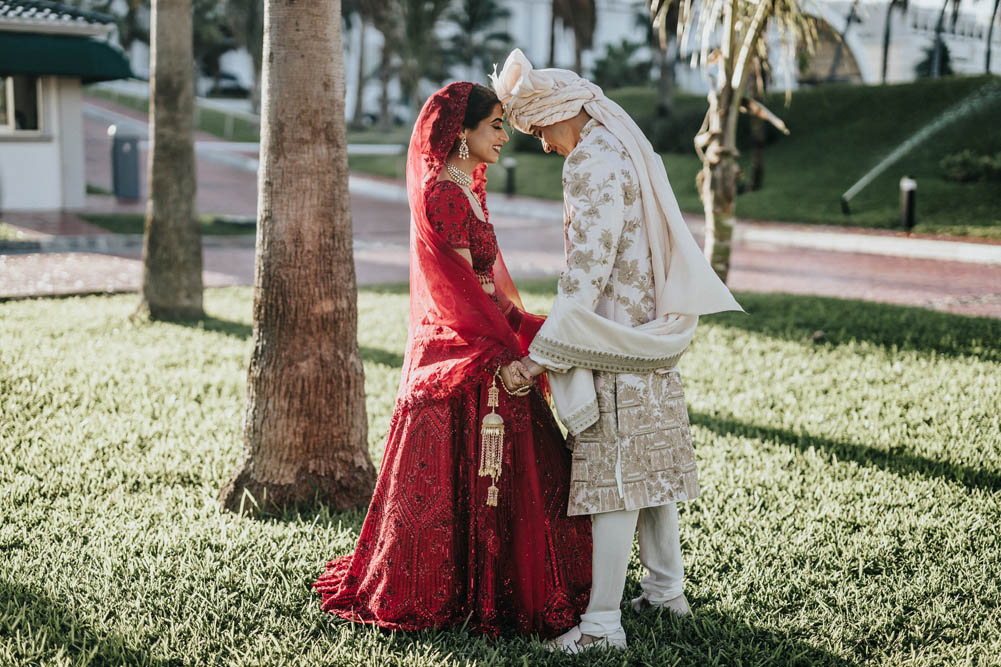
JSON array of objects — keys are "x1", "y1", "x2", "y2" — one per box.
[{"x1": 492, "y1": 49, "x2": 743, "y2": 435}]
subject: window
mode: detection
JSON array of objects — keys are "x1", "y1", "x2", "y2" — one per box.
[{"x1": 0, "y1": 75, "x2": 41, "y2": 133}]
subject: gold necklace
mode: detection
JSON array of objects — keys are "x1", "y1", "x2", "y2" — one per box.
[{"x1": 445, "y1": 163, "x2": 473, "y2": 188}]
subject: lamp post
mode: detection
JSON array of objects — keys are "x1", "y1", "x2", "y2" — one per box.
[{"x1": 502, "y1": 156, "x2": 517, "y2": 195}]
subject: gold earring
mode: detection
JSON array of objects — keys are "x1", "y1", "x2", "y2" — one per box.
[{"x1": 459, "y1": 135, "x2": 470, "y2": 160}]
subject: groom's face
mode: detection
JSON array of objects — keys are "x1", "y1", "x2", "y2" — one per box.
[{"x1": 530, "y1": 121, "x2": 577, "y2": 158}]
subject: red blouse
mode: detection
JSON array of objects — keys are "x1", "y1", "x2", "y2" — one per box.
[{"x1": 425, "y1": 181, "x2": 497, "y2": 281}]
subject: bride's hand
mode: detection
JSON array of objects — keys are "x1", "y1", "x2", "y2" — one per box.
[{"x1": 500, "y1": 361, "x2": 532, "y2": 392}]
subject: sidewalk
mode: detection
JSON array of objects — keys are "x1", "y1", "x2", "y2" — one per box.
[{"x1": 2, "y1": 94, "x2": 1000, "y2": 318}]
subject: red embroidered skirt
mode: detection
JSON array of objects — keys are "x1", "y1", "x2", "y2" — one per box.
[{"x1": 313, "y1": 381, "x2": 592, "y2": 637}]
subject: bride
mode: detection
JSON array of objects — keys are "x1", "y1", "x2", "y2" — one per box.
[{"x1": 313, "y1": 82, "x2": 591, "y2": 637}]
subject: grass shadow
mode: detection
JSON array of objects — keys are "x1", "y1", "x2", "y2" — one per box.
[
  {"x1": 710, "y1": 292, "x2": 1001, "y2": 364},
  {"x1": 163, "y1": 315, "x2": 253, "y2": 340},
  {"x1": 692, "y1": 411, "x2": 1001, "y2": 492},
  {"x1": 311, "y1": 599, "x2": 860, "y2": 666},
  {"x1": 0, "y1": 581, "x2": 176, "y2": 665},
  {"x1": 359, "y1": 346, "x2": 404, "y2": 368},
  {"x1": 620, "y1": 600, "x2": 862, "y2": 667}
]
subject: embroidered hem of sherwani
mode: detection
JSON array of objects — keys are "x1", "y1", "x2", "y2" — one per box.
[
  {"x1": 567, "y1": 368, "x2": 699, "y2": 516},
  {"x1": 530, "y1": 119, "x2": 701, "y2": 516}
]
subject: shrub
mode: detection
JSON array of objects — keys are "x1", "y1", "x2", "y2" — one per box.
[{"x1": 940, "y1": 149, "x2": 1001, "y2": 182}]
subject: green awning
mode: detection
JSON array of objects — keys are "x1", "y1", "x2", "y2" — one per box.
[{"x1": 0, "y1": 31, "x2": 132, "y2": 83}]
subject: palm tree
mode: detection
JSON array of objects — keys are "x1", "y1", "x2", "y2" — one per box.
[
  {"x1": 193, "y1": 0, "x2": 235, "y2": 93},
  {"x1": 224, "y1": 0, "x2": 265, "y2": 114},
  {"x1": 370, "y1": 6, "x2": 399, "y2": 130},
  {"x1": 139, "y1": 0, "x2": 203, "y2": 320},
  {"x1": 826, "y1": 0, "x2": 860, "y2": 82},
  {"x1": 931, "y1": 0, "x2": 961, "y2": 78},
  {"x1": 640, "y1": 4, "x2": 679, "y2": 116},
  {"x1": 650, "y1": 0, "x2": 808, "y2": 283},
  {"x1": 986, "y1": 0, "x2": 1000, "y2": 73},
  {"x1": 553, "y1": 0, "x2": 596, "y2": 73},
  {"x1": 219, "y1": 0, "x2": 376, "y2": 515},
  {"x1": 395, "y1": 0, "x2": 452, "y2": 114},
  {"x1": 72, "y1": 0, "x2": 148, "y2": 50},
  {"x1": 444, "y1": 0, "x2": 512, "y2": 83},
  {"x1": 343, "y1": 0, "x2": 366, "y2": 129},
  {"x1": 881, "y1": 0, "x2": 909, "y2": 83}
]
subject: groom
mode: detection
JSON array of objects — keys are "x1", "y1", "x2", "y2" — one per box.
[{"x1": 492, "y1": 50, "x2": 742, "y2": 652}]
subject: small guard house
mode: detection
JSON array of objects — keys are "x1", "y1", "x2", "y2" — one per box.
[{"x1": 0, "y1": 0, "x2": 131, "y2": 210}]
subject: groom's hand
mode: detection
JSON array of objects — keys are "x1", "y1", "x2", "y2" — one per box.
[
  {"x1": 519, "y1": 356, "x2": 546, "y2": 378},
  {"x1": 500, "y1": 361, "x2": 532, "y2": 392}
]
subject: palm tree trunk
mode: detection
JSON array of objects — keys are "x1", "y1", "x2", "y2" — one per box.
[
  {"x1": 219, "y1": 0, "x2": 376, "y2": 515},
  {"x1": 349, "y1": 14, "x2": 368, "y2": 130},
  {"x1": 140, "y1": 0, "x2": 203, "y2": 321},
  {"x1": 698, "y1": 0, "x2": 751, "y2": 285},
  {"x1": 549, "y1": 8, "x2": 557, "y2": 67},
  {"x1": 881, "y1": 0, "x2": 895, "y2": 83},
  {"x1": 932, "y1": 0, "x2": 949, "y2": 78},
  {"x1": 826, "y1": 0, "x2": 859, "y2": 82},
  {"x1": 377, "y1": 36, "x2": 392, "y2": 131},
  {"x1": 987, "y1": 0, "x2": 1000, "y2": 72},
  {"x1": 656, "y1": 40, "x2": 674, "y2": 116},
  {"x1": 698, "y1": 87, "x2": 740, "y2": 284},
  {"x1": 749, "y1": 62, "x2": 766, "y2": 191}
]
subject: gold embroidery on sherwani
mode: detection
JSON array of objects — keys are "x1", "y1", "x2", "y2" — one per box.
[{"x1": 557, "y1": 120, "x2": 700, "y2": 517}]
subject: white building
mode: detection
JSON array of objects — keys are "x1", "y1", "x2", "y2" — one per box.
[{"x1": 0, "y1": 1, "x2": 132, "y2": 211}]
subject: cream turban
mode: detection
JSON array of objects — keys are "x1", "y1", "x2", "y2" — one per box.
[
  {"x1": 490, "y1": 48, "x2": 601, "y2": 133},
  {"x1": 489, "y1": 48, "x2": 743, "y2": 319}
]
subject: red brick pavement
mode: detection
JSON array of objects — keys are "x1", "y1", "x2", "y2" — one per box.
[{"x1": 5, "y1": 234, "x2": 1000, "y2": 319}]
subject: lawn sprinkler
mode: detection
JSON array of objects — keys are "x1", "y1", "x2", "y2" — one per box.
[{"x1": 839, "y1": 78, "x2": 1001, "y2": 217}]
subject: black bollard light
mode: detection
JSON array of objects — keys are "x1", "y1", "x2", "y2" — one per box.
[
  {"x1": 503, "y1": 157, "x2": 517, "y2": 195},
  {"x1": 899, "y1": 176, "x2": 916, "y2": 231}
]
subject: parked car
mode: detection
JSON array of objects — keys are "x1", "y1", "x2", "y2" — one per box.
[{"x1": 205, "y1": 72, "x2": 250, "y2": 98}]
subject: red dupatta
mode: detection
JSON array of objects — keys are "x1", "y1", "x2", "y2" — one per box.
[{"x1": 396, "y1": 82, "x2": 543, "y2": 407}]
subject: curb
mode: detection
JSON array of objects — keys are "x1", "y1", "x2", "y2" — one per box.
[{"x1": 0, "y1": 234, "x2": 256, "y2": 255}]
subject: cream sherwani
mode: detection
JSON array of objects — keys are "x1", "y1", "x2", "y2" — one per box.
[
  {"x1": 530, "y1": 119, "x2": 699, "y2": 518},
  {"x1": 493, "y1": 47, "x2": 743, "y2": 647}
]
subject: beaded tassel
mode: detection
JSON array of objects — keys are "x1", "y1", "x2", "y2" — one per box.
[{"x1": 479, "y1": 374, "x2": 504, "y2": 507}]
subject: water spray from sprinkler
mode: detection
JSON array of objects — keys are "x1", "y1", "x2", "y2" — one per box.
[{"x1": 840, "y1": 79, "x2": 1001, "y2": 215}]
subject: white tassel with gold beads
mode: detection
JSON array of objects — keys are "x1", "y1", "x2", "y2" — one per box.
[{"x1": 479, "y1": 373, "x2": 505, "y2": 506}]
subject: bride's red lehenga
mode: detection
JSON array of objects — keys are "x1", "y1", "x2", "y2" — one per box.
[{"x1": 313, "y1": 83, "x2": 591, "y2": 637}]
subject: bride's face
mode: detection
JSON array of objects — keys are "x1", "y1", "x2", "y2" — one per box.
[{"x1": 461, "y1": 103, "x2": 509, "y2": 164}]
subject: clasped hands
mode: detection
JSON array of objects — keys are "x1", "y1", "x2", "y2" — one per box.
[{"x1": 499, "y1": 356, "x2": 546, "y2": 393}]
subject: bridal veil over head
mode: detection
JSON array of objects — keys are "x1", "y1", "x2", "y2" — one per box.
[{"x1": 490, "y1": 48, "x2": 743, "y2": 318}]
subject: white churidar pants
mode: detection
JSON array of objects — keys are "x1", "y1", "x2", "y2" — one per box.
[{"x1": 577, "y1": 502, "x2": 684, "y2": 638}]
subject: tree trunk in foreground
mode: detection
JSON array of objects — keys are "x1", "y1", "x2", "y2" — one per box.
[
  {"x1": 140, "y1": 0, "x2": 203, "y2": 320},
  {"x1": 219, "y1": 0, "x2": 376, "y2": 515}
]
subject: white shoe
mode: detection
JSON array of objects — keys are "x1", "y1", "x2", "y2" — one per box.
[
  {"x1": 630, "y1": 592, "x2": 691, "y2": 616},
  {"x1": 545, "y1": 624, "x2": 627, "y2": 654}
]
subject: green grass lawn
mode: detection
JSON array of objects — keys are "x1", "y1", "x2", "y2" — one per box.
[
  {"x1": 80, "y1": 213, "x2": 256, "y2": 236},
  {"x1": 2, "y1": 287, "x2": 999, "y2": 665}
]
